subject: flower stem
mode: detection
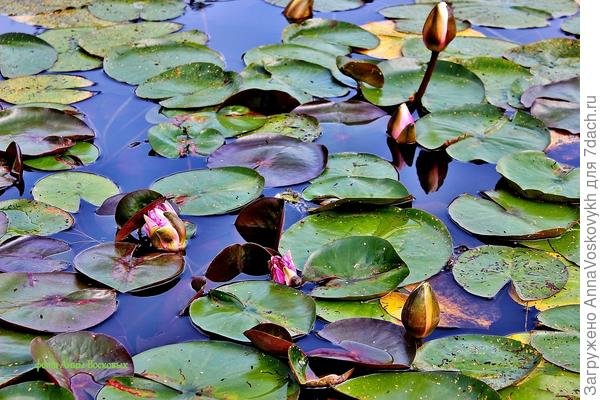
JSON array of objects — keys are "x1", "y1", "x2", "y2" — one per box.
[{"x1": 413, "y1": 51, "x2": 439, "y2": 107}]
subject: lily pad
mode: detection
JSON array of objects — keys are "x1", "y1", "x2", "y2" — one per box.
[
  {"x1": 448, "y1": 190, "x2": 579, "y2": 240},
  {"x1": 315, "y1": 298, "x2": 400, "y2": 324},
  {"x1": 498, "y1": 360, "x2": 580, "y2": 400},
  {"x1": 0, "y1": 328, "x2": 48, "y2": 385},
  {"x1": 208, "y1": 134, "x2": 327, "y2": 187},
  {"x1": 97, "y1": 341, "x2": 295, "y2": 400},
  {"x1": 0, "y1": 0, "x2": 91, "y2": 15},
  {"x1": 416, "y1": 104, "x2": 549, "y2": 163},
  {"x1": 136, "y1": 62, "x2": 240, "y2": 108},
  {"x1": 0, "y1": 75, "x2": 95, "y2": 105},
  {"x1": 235, "y1": 197, "x2": 284, "y2": 249},
  {"x1": 11, "y1": 8, "x2": 115, "y2": 29},
  {"x1": 0, "y1": 107, "x2": 94, "y2": 157},
  {"x1": 150, "y1": 167, "x2": 265, "y2": 216},
  {"x1": 30, "y1": 331, "x2": 133, "y2": 389},
  {"x1": 0, "y1": 199, "x2": 74, "y2": 242},
  {"x1": 77, "y1": 21, "x2": 184, "y2": 57},
  {"x1": 88, "y1": 0, "x2": 186, "y2": 21},
  {"x1": 0, "y1": 236, "x2": 70, "y2": 273},
  {"x1": 266, "y1": 0, "x2": 364, "y2": 12},
  {"x1": 243, "y1": 323, "x2": 293, "y2": 357},
  {"x1": 280, "y1": 207, "x2": 452, "y2": 285},
  {"x1": 413, "y1": 334, "x2": 542, "y2": 390},
  {"x1": 315, "y1": 152, "x2": 398, "y2": 181},
  {"x1": 24, "y1": 142, "x2": 100, "y2": 171},
  {"x1": 38, "y1": 28, "x2": 102, "y2": 72},
  {"x1": 561, "y1": 15, "x2": 580, "y2": 35},
  {"x1": 511, "y1": 263, "x2": 579, "y2": 311},
  {"x1": 0, "y1": 381, "x2": 74, "y2": 400},
  {"x1": 303, "y1": 236, "x2": 409, "y2": 299},
  {"x1": 0, "y1": 272, "x2": 117, "y2": 332},
  {"x1": 104, "y1": 38, "x2": 224, "y2": 85},
  {"x1": 288, "y1": 345, "x2": 354, "y2": 387},
  {"x1": 74, "y1": 242, "x2": 185, "y2": 293},
  {"x1": 282, "y1": 18, "x2": 379, "y2": 55},
  {"x1": 293, "y1": 100, "x2": 387, "y2": 125},
  {"x1": 379, "y1": 3, "x2": 471, "y2": 34},
  {"x1": 310, "y1": 318, "x2": 416, "y2": 369},
  {"x1": 361, "y1": 59, "x2": 485, "y2": 112},
  {"x1": 32, "y1": 172, "x2": 120, "y2": 213},
  {"x1": 537, "y1": 304, "x2": 579, "y2": 331},
  {"x1": 0, "y1": 33, "x2": 57, "y2": 78},
  {"x1": 401, "y1": 37, "x2": 517, "y2": 62},
  {"x1": 452, "y1": 245, "x2": 568, "y2": 301},
  {"x1": 335, "y1": 371, "x2": 502, "y2": 399},
  {"x1": 530, "y1": 331, "x2": 579, "y2": 373},
  {"x1": 190, "y1": 280, "x2": 316, "y2": 342},
  {"x1": 240, "y1": 64, "x2": 314, "y2": 105},
  {"x1": 204, "y1": 242, "x2": 271, "y2": 282},
  {"x1": 148, "y1": 122, "x2": 224, "y2": 158},
  {"x1": 245, "y1": 113, "x2": 322, "y2": 142},
  {"x1": 496, "y1": 151, "x2": 579, "y2": 202}
]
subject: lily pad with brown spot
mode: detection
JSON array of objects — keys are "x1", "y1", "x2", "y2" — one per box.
[
  {"x1": 0, "y1": 75, "x2": 95, "y2": 105},
  {"x1": 0, "y1": 199, "x2": 74, "y2": 243}
]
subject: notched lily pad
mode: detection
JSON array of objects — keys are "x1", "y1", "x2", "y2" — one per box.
[
  {"x1": 148, "y1": 122, "x2": 224, "y2": 158},
  {"x1": 24, "y1": 142, "x2": 100, "y2": 171}
]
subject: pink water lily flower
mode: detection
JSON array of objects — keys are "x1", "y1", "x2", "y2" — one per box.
[
  {"x1": 142, "y1": 201, "x2": 187, "y2": 252},
  {"x1": 269, "y1": 251, "x2": 302, "y2": 287}
]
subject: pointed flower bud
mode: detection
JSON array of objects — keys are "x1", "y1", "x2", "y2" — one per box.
[
  {"x1": 387, "y1": 103, "x2": 416, "y2": 144},
  {"x1": 269, "y1": 251, "x2": 302, "y2": 287},
  {"x1": 283, "y1": 0, "x2": 313, "y2": 23},
  {"x1": 422, "y1": 2, "x2": 456, "y2": 53},
  {"x1": 142, "y1": 201, "x2": 187, "y2": 252},
  {"x1": 401, "y1": 282, "x2": 440, "y2": 338}
]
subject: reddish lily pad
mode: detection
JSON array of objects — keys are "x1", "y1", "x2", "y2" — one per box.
[
  {"x1": 243, "y1": 323, "x2": 294, "y2": 357},
  {"x1": 0, "y1": 236, "x2": 70, "y2": 273},
  {"x1": 293, "y1": 100, "x2": 387, "y2": 125},
  {"x1": 208, "y1": 134, "x2": 327, "y2": 187},
  {"x1": 74, "y1": 242, "x2": 185, "y2": 293},
  {"x1": 0, "y1": 272, "x2": 117, "y2": 332},
  {"x1": 204, "y1": 242, "x2": 272, "y2": 282},
  {"x1": 235, "y1": 197, "x2": 285, "y2": 249},
  {"x1": 310, "y1": 318, "x2": 416, "y2": 369}
]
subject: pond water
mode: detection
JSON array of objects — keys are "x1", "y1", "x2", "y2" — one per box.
[{"x1": 0, "y1": 1, "x2": 579, "y2": 399}]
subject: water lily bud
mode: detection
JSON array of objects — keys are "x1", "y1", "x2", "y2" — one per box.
[
  {"x1": 387, "y1": 103, "x2": 416, "y2": 144},
  {"x1": 401, "y1": 282, "x2": 440, "y2": 338},
  {"x1": 283, "y1": 0, "x2": 313, "y2": 23},
  {"x1": 142, "y1": 201, "x2": 187, "y2": 252},
  {"x1": 269, "y1": 251, "x2": 302, "y2": 287},
  {"x1": 422, "y1": 2, "x2": 456, "y2": 53}
]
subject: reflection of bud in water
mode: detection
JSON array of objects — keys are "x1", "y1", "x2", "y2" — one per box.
[
  {"x1": 388, "y1": 137, "x2": 416, "y2": 170},
  {"x1": 387, "y1": 103, "x2": 416, "y2": 144},
  {"x1": 422, "y1": 2, "x2": 457, "y2": 53},
  {"x1": 283, "y1": 0, "x2": 313, "y2": 23},
  {"x1": 401, "y1": 282, "x2": 440, "y2": 339},
  {"x1": 416, "y1": 149, "x2": 450, "y2": 193}
]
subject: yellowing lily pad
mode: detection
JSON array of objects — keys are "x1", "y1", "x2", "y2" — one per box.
[
  {"x1": 88, "y1": 0, "x2": 186, "y2": 22},
  {"x1": 0, "y1": 75, "x2": 95, "y2": 105}
]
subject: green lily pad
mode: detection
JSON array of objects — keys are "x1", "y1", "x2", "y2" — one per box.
[
  {"x1": 0, "y1": 328, "x2": 49, "y2": 385},
  {"x1": 452, "y1": 245, "x2": 568, "y2": 300},
  {"x1": 148, "y1": 122, "x2": 224, "y2": 158},
  {"x1": 77, "y1": 21, "x2": 184, "y2": 57},
  {"x1": 448, "y1": 190, "x2": 579, "y2": 240},
  {"x1": 38, "y1": 28, "x2": 102, "y2": 72},
  {"x1": 32, "y1": 172, "x2": 120, "y2": 213},
  {"x1": 496, "y1": 151, "x2": 579, "y2": 202},
  {"x1": 457, "y1": 57, "x2": 532, "y2": 109},
  {"x1": 0, "y1": 107, "x2": 94, "y2": 156},
  {"x1": 88, "y1": 0, "x2": 186, "y2": 21},
  {"x1": 243, "y1": 113, "x2": 322, "y2": 142},
  {"x1": 0, "y1": 0, "x2": 91, "y2": 15},
  {"x1": 24, "y1": 142, "x2": 100, "y2": 171},
  {"x1": 335, "y1": 371, "x2": 502, "y2": 399},
  {"x1": 361, "y1": 59, "x2": 485, "y2": 112},
  {"x1": 104, "y1": 38, "x2": 224, "y2": 85},
  {"x1": 207, "y1": 134, "x2": 327, "y2": 187},
  {"x1": 400, "y1": 36, "x2": 517, "y2": 62},
  {"x1": 0, "y1": 272, "x2": 117, "y2": 332},
  {"x1": 530, "y1": 331, "x2": 579, "y2": 373},
  {"x1": 413, "y1": 334, "x2": 542, "y2": 390},
  {"x1": 74, "y1": 242, "x2": 185, "y2": 293},
  {"x1": 315, "y1": 298, "x2": 400, "y2": 324},
  {"x1": 97, "y1": 341, "x2": 295, "y2": 400},
  {"x1": 537, "y1": 304, "x2": 579, "y2": 331},
  {"x1": 561, "y1": 15, "x2": 580, "y2": 35},
  {"x1": 0, "y1": 33, "x2": 57, "y2": 78},
  {"x1": 282, "y1": 18, "x2": 379, "y2": 55},
  {"x1": 136, "y1": 62, "x2": 240, "y2": 108},
  {"x1": 303, "y1": 236, "x2": 409, "y2": 299},
  {"x1": 0, "y1": 75, "x2": 95, "y2": 105},
  {"x1": 303, "y1": 176, "x2": 412, "y2": 211},
  {"x1": 0, "y1": 199, "x2": 74, "y2": 242},
  {"x1": 520, "y1": 224, "x2": 580, "y2": 266},
  {"x1": 190, "y1": 281, "x2": 316, "y2": 342},
  {"x1": 30, "y1": 331, "x2": 133, "y2": 389},
  {"x1": 216, "y1": 105, "x2": 268, "y2": 136},
  {"x1": 0, "y1": 381, "x2": 74, "y2": 400},
  {"x1": 240, "y1": 63, "x2": 314, "y2": 105},
  {"x1": 379, "y1": 3, "x2": 471, "y2": 33},
  {"x1": 293, "y1": 100, "x2": 387, "y2": 125},
  {"x1": 415, "y1": 104, "x2": 549, "y2": 163},
  {"x1": 266, "y1": 0, "x2": 364, "y2": 12},
  {"x1": 150, "y1": 167, "x2": 264, "y2": 216},
  {"x1": 0, "y1": 236, "x2": 70, "y2": 273},
  {"x1": 11, "y1": 8, "x2": 115, "y2": 29},
  {"x1": 280, "y1": 207, "x2": 452, "y2": 285},
  {"x1": 498, "y1": 360, "x2": 580, "y2": 400},
  {"x1": 315, "y1": 152, "x2": 398, "y2": 181},
  {"x1": 504, "y1": 38, "x2": 580, "y2": 82}
]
